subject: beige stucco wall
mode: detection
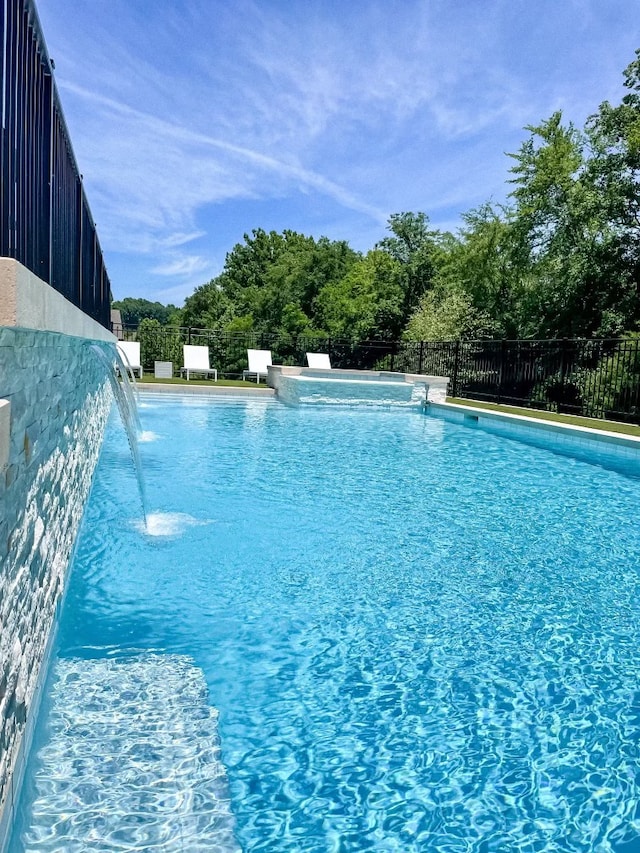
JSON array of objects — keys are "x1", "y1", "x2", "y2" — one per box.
[{"x1": 0, "y1": 258, "x2": 113, "y2": 342}]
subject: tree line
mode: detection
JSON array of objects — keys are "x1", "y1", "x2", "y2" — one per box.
[{"x1": 114, "y1": 49, "x2": 640, "y2": 345}]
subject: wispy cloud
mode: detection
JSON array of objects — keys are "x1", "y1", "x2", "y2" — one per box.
[
  {"x1": 59, "y1": 79, "x2": 388, "y2": 247},
  {"x1": 159, "y1": 231, "x2": 207, "y2": 249},
  {"x1": 151, "y1": 254, "x2": 211, "y2": 278}
]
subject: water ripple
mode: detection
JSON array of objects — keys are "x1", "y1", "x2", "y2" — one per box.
[
  {"x1": 15, "y1": 401, "x2": 640, "y2": 852},
  {"x1": 16, "y1": 655, "x2": 239, "y2": 852}
]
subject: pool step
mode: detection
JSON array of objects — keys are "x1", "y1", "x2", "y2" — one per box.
[
  {"x1": 276, "y1": 372, "x2": 428, "y2": 407},
  {"x1": 16, "y1": 655, "x2": 239, "y2": 852}
]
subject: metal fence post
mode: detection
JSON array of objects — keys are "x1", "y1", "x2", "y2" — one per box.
[
  {"x1": 559, "y1": 337, "x2": 569, "y2": 384},
  {"x1": 452, "y1": 341, "x2": 460, "y2": 398},
  {"x1": 496, "y1": 339, "x2": 507, "y2": 404},
  {"x1": 418, "y1": 341, "x2": 424, "y2": 375}
]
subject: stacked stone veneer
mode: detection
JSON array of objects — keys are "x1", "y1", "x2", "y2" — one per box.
[{"x1": 0, "y1": 327, "x2": 112, "y2": 835}]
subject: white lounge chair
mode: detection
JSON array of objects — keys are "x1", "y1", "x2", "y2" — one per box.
[
  {"x1": 306, "y1": 352, "x2": 331, "y2": 369},
  {"x1": 116, "y1": 341, "x2": 142, "y2": 378},
  {"x1": 180, "y1": 345, "x2": 217, "y2": 381},
  {"x1": 243, "y1": 349, "x2": 272, "y2": 383}
]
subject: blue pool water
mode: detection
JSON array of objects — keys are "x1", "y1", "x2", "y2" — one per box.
[{"x1": 10, "y1": 396, "x2": 640, "y2": 851}]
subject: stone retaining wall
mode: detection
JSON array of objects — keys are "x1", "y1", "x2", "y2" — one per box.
[{"x1": 0, "y1": 326, "x2": 113, "y2": 843}]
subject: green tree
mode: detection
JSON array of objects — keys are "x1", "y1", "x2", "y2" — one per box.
[
  {"x1": 428, "y1": 206, "x2": 524, "y2": 338},
  {"x1": 405, "y1": 289, "x2": 498, "y2": 341},
  {"x1": 314, "y1": 250, "x2": 404, "y2": 340},
  {"x1": 264, "y1": 235, "x2": 359, "y2": 333},
  {"x1": 140, "y1": 50, "x2": 640, "y2": 351},
  {"x1": 181, "y1": 281, "x2": 235, "y2": 329},
  {"x1": 112, "y1": 297, "x2": 177, "y2": 326},
  {"x1": 582, "y1": 48, "x2": 640, "y2": 334},
  {"x1": 185, "y1": 228, "x2": 360, "y2": 337},
  {"x1": 376, "y1": 212, "x2": 440, "y2": 324},
  {"x1": 587, "y1": 49, "x2": 640, "y2": 236},
  {"x1": 506, "y1": 112, "x2": 624, "y2": 338},
  {"x1": 506, "y1": 57, "x2": 640, "y2": 340},
  {"x1": 216, "y1": 229, "x2": 299, "y2": 319},
  {"x1": 508, "y1": 112, "x2": 584, "y2": 250},
  {"x1": 137, "y1": 318, "x2": 182, "y2": 371},
  {"x1": 221, "y1": 315, "x2": 256, "y2": 376}
]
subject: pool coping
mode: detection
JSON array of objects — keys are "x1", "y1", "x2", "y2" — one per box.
[
  {"x1": 136, "y1": 383, "x2": 275, "y2": 397},
  {"x1": 427, "y1": 401, "x2": 640, "y2": 452}
]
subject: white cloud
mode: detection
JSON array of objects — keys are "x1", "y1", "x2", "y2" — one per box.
[
  {"x1": 151, "y1": 254, "x2": 211, "y2": 278},
  {"x1": 159, "y1": 231, "x2": 207, "y2": 249},
  {"x1": 58, "y1": 80, "x2": 388, "y2": 248}
]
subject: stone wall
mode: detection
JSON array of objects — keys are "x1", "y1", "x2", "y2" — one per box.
[{"x1": 0, "y1": 292, "x2": 114, "y2": 844}]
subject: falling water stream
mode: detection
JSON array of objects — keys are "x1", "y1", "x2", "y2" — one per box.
[
  {"x1": 114, "y1": 343, "x2": 141, "y2": 403},
  {"x1": 89, "y1": 343, "x2": 148, "y2": 526}
]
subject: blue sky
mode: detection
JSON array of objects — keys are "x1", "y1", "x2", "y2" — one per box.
[{"x1": 35, "y1": 0, "x2": 639, "y2": 305}]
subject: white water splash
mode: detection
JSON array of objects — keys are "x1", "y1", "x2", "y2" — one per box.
[
  {"x1": 134, "y1": 512, "x2": 212, "y2": 537},
  {"x1": 138, "y1": 430, "x2": 159, "y2": 443}
]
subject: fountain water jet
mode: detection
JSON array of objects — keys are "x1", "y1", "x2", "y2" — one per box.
[
  {"x1": 89, "y1": 343, "x2": 147, "y2": 525},
  {"x1": 116, "y1": 345, "x2": 141, "y2": 403}
]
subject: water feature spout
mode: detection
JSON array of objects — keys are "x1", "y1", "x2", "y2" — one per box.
[
  {"x1": 116, "y1": 346, "x2": 141, "y2": 403},
  {"x1": 89, "y1": 343, "x2": 148, "y2": 525}
]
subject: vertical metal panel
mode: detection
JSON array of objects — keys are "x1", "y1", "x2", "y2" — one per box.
[{"x1": 0, "y1": 0, "x2": 111, "y2": 328}]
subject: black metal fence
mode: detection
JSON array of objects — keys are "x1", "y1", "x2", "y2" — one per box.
[
  {"x1": 1, "y1": 0, "x2": 111, "y2": 328},
  {"x1": 443, "y1": 338, "x2": 640, "y2": 424},
  {"x1": 114, "y1": 324, "x2": 406, "y2": 377},
  {"x1": 113, "y1": 324, "x2": 640, "y2": 424}
]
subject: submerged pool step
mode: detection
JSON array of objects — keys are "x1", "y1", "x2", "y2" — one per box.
[{"x1": 16, "y1": 655, "x2": 239, "y2": 852}]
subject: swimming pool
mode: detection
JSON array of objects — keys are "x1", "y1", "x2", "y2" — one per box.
[{"x1": 9, "y1": 395, "x2": 640, "y2": 851}]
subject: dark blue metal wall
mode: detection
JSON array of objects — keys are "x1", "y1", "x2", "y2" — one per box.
[{"x1": 1, "y1": 0, "x2": 111, "y2": 328}]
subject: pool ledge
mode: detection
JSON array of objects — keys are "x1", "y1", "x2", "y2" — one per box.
[
  {"x1": 136, "y1": 384, "x2": 275, "y2": 397},
  {"x1": 426, "y1": 402, "x2": 640, "y2": 474},
  {"x1": 427, "y1": 401, "x2": 640, "y2": 451}
]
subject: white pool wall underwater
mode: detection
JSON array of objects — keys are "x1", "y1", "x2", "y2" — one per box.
[
  {"x1": 0, "y1": 259, "x2": 115, "y2": 850},
  {"x1": 428, "y1": 401, "x2": 640, "y2": 477},
  {"x1": 267, "y1": 365, "x2": 449, "y2": 406}
]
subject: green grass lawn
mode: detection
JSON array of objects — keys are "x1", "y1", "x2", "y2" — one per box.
[
  {"x1": 446, "y1": 397, "x2": 640, "y2": 437},
  {"x1": 137, "y1": 376, "x2": 268, "y2": 388}
]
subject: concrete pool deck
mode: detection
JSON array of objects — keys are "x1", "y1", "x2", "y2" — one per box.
[{"x1": 137, "y1": 383, "x2": 275, "y2": 397}]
